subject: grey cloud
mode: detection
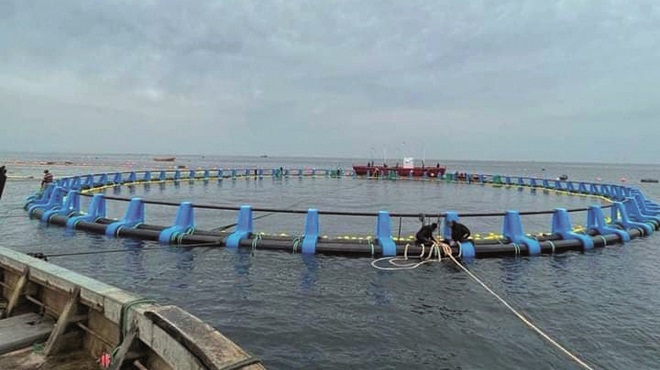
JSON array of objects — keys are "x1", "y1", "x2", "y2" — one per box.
[{"x1": 1, "y1": 0, "x2": 659, "y2": 162}]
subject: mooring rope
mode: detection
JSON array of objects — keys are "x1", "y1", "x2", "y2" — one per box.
[
  {"x1": 370, "y1": 242, "x2": 443, "y2": 271},
  {"x1": 444, "y1": 251, "x2": 595, "y2": 370}
]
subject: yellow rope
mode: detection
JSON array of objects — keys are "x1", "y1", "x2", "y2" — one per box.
[{"x1": 444, "y1": 253, "x2": 594, "y2": 370}]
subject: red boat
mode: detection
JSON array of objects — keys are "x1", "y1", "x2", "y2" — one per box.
[{"x1": 353, "y1": 158, "x2": 446, "y2": 178}]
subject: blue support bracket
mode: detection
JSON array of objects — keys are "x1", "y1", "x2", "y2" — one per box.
[
  {"x1": 203, "y1": 169, "x2": 210, "y2": 179},
  {"x1": 586, "y1": 205, "x2": 630, "y2": 243},
  {"x1": 93, "y1": 174, "x2": 105, "y2": 186},
  {"x1": 189, "y1": 169, "x2": 196, "y2": 179},
  {"x1": 600, "y1": 185, "x2": 611, "y2": 198},
  {"x1": 28, "y1": 186, "x2": 67, "y2": 217},
  {"x1": 517, "y1": 177, "x2": 525, "y2": 188},
  {"x1": 112, "y1": 172, "x2": 122, "y2": 184},
  {"x1": 159, "y1": 170, "x2": 167, "y2": 181},
  {"x1": 459, "y1": 241, "x2": 476, "y2": 259},
  {"x1": 142, "y1": 171, "x2": 151, "y2": 182},
  {"x1": 226, "y1": 205, "x2": 253, "y2": 248},
  {"x1": 302, "y1": 209, "x2": 319, "y2": 254},
  {"x1": 25, "y1": 183, "x2": 55, "y2": 208},
  {"x1": 589, "y1": 183, "x2": 599, "y2": 195},
  {"x1": 127, "y1": 171, "x2": 137, "y2": 183},
  {"x1": 174, "y1": 169, "x2": 181, "y2": 181},
  {"x1": 554, "y1": 180, "x2": 562, "y2": 190},
  {"x1": 231, "y1": 169, "x2": 237, "y2": 179},
  {"x1": 158, "y1": 201, "x2": 195, "y2": 244},
  {"x1": 66, "y1": 194, "x2": 107, "y2": 228},
  {"x1": 41, "y1": 190, "x2": 81, "y2": 222},
  {"x1": 623, "y1": 187, "x2": 634, "y2": 200},
  {"x1": 624, "y1": 197, "x2": 660, "y2": 226},
  {"x1": 542, "y1": 179, "x2": 551, "y2": 189},
  {"x1": 633, "y1": 193, "x2": 660, "y2": 215},
  {"x1": 578, "y1": 182, "x2": 588, "y2": 194},
  {"x1": 443, "y1": 211, "x2": 458, "y2": 240},
  {"x1": 57, "y1": 178, "x2": 70, "y2": 190},
  {"x1": 101, "y1": 173, "x2": 112, "y2": 186},
  {"x1": 566, "y1": 182, "x2": 576, "y2": 192},
  {"x1": 610, "y1": 202, "x2": 653, "y2": 236},
  {"x1": 106, "y1": 198, "x2": 145, "y2": 237},
  {"x1": 217, "y1": 169, "x2": 224, "y2": 178},
  {"x1": 376, "y1": 211, "x2": 396, "y2": 256},
  {"x1": 70, "y1": 176, "x2": 81, "y2": 190},
  {"x1": 552, "y1": 208, "x2": 594, "y2": 250},
  {"x1": 502, "y1": 210, "x2": 541, "y2": 255},
  {"x1": 82, "y1": 174, "x2": 94, "y2": 188},
  {"x1": 529, "y1": 178, "x2": 538, "y2": 188}
]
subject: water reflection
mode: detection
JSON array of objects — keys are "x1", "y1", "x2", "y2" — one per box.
[
  {"x1": 168, "y1": 247, "x2": 195, "y2": 290},
  {"x1": 369, "y1": 271, "x2": 393, "y2": 306},
  {"x1": 85, "y1": 233, "x2": 107, "y2": 276},
  {"x1": 122, "y1": 238, "x2": 147, "y2": 283},
  {"x1": 299, "y1": 254, "x2": 318, "y2": 295},
  {"x1": 231, "y1": 249, "x2": 252, "y2": 300}
]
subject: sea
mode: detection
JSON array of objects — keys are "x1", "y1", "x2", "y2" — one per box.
[{"x1": 1, "y1": 152, "x2": 660, "y2": 370}]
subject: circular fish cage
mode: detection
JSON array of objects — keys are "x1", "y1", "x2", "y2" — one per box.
[{"x1": 24, "y1": 167, "x2": 660, "y2": 260}]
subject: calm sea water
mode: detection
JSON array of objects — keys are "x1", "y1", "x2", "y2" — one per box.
[{"x1": 2, "y1": 152, "x2": 660, "y2": 369}]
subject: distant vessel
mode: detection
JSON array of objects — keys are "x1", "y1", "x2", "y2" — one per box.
[
  {"x1": 353, "y1": 157, "x2": 446, "y2": 177},
  {"x1": 641, "y1": 178, "x2": 659, "y2": 183},
  {"x1": 153, "y1": 157, "x2": 176, "y2": 162},
  {"x1": 259, "y1": 155, "x2": 268, "y2": 158}
]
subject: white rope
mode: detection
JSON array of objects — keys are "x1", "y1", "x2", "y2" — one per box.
[
  {"x1": 371, "y1": 242, "x2": 444, "y2": 271},
  {"x1": 444, "y1": 253, "x2": 594, "y2": 370}
]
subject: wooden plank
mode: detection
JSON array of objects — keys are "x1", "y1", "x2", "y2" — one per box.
[
  {"x1": 4, "y1": 267, "x2": 29, "y2": 318},
  {"x1": 43, "y1": 287, "x2": 81, "y2": 356},
  {"x1": 0, "y1": 313, "x2": 54, "y2": 355}
]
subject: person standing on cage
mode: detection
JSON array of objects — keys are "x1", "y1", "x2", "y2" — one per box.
[{"x1": 41, "y1": 169, "x2": 53, "y2": 189}]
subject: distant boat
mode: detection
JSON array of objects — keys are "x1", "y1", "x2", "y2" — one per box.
[
  {"x1": 353, "y1": 157, "x2": 446, "y2": 178},
  {"x1": 641, "y1": 178, "x2": 659, "y2": 183},
  {"x1": 259, "y1": 155, "x2": 268, "y2": 158},
  {"x1": 558, "y1": 174, "x2": 568, "y2": 181},
  {"x1": 153, "y1": 157, "x2": 176, "y2": 162}
]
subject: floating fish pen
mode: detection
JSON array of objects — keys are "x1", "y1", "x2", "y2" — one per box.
[{"x1": 23, "y1": 168, "x2": 660, "y2": 259}]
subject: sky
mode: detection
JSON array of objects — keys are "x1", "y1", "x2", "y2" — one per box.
[{"x1": 1, "y1": 1, "x2": 659, "y2": 163}]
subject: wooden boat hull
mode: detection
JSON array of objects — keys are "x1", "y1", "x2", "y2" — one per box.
[{"x1": 0, "y1": 246, "x2": 264, "y2": 370}]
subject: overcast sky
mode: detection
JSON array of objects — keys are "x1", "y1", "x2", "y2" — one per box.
[{"x1": 1, "y1": 1, "x2": 659, "y2": 163}]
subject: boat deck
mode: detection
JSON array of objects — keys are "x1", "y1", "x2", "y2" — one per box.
[{"x1": 0, "y1": 347, "x2": 99, "y2": 370}]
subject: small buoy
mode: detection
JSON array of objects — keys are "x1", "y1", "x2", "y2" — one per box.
[
  {"x1": 620, "y1": 177, "x2": 627, "y2": 183},
  {"x1": 596, "y1": 177, "x2": 602, "y2": 182}
]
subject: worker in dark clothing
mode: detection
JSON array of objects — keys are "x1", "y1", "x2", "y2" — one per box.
[
  {"x1": 448, "y1": 220, "x2": 471, "y2": 245},
  {"x1": 416, "y1": 222, "x2": 438, "y2": 247}
]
